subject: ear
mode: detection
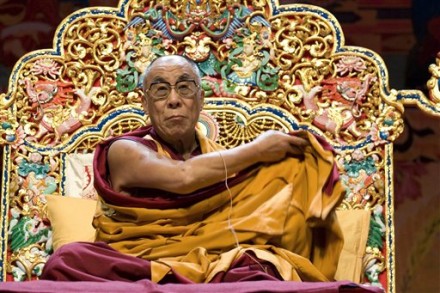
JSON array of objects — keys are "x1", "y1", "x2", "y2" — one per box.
[
  {"x1": 141, "y1": 94, "x2": 149, "y2": 115},
  {"x1": 199, "y1": 89, "x2": 205, "y2": 112}
]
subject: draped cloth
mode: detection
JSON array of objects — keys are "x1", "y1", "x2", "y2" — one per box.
[{"x1": 88, "y1": 125, "x2": 345, "y2": 283}]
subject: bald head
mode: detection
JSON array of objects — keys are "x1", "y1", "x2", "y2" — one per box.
[{"x1": 142, "y1": 55, "x2": 202, "y2": 92}]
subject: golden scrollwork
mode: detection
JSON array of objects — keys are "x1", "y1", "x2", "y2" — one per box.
[
  {"x1": 210, "y1": 111, "x2": 285, "y2": 148},
  {"x1": 7, "y1": 244, "x2": 50, "y2": 281}
]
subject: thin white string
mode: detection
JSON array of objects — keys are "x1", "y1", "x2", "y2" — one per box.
[
  {"x1": 216, "y1": 150, "x2": 241, "y2": 249},
  {"x1": 216, "y1": 150, "x2": 268, "y2": 273}
]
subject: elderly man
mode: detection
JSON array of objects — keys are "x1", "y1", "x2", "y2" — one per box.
[{"x1": 41, "y1": 55, "x2": 345, "y2": 284}]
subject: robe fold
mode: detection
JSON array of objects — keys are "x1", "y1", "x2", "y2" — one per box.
[{"x1": 88, "y1": 125, "x2": 345, "y2": 283}]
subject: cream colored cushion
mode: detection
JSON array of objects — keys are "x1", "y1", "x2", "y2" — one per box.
[
  {"x1": 64, "y1": 153, "x2": 98, "y2": 200},
  {"x1": 334, "y1": 209, "x2": 371, "y2": 282},
  {"x1": 46, "y1": 195, "x2": 97, "y2": 251}
]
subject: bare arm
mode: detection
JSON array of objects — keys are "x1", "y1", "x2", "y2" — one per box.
[{"x1": 108, "y1": 130, "x2": 309, "y2": 195}]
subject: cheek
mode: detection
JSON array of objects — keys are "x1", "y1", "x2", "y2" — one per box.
[
  {"x1": 148, "y1": 102, "x2": 164, "y2": 115},
  {"x1": 190, "y1": 104, "x2": 202, "y2": 118},
  {"x1": 191, "y1": 98, "x2": 203, "y2": 111}
]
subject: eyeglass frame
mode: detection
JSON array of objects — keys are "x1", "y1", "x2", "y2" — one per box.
[{"x1": 144, "y1": 79, "x2": 201, "y2": 101}]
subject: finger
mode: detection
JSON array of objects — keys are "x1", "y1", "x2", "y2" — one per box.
[
  {"x1": 289, "y1": 129, "x2": 307, "y2": 135},
  {"x1": 287, "y1": 144, "x2": 305, "y2": 155},
  {"x1": 289, "y1": 135, "x2": 309, "y2": 147},
  {"x1": 289, "y1": 130, "x2": 309, "y2": 139}
]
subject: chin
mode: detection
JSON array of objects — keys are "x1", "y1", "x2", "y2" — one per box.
[{"x1": 163, "y1": 126, "x2": 193, "y2": 139}]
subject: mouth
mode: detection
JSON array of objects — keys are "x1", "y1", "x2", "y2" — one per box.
[{"x1": 166, "y1": 115, "x2": 185, "y2": 121}]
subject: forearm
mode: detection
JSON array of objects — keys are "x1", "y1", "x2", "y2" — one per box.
[{"x1": 177, "y1": 142, "x2": 260, "y2": 193}]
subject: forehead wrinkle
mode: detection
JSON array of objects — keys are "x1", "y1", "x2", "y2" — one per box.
[
  {"x1": 176, "y1": 73, "x2": 193, "y2": 81},
  {"x1": 150, "y1": 73, "x2": 195, "y2": 85},
  {"x1": 150, "y1": 76, "x2": 167, "y2": 84}
]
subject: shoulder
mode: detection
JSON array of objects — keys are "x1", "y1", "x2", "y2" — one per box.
[{"x1": 108, "y1": 138, "x2": 155, "y2": 156}]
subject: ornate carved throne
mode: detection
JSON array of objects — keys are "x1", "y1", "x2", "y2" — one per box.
[{"x1": 1, "y1": 1, "x2": 440, "y2": 292}]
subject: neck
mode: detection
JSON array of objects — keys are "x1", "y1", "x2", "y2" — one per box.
[
  {"x1": 155, "y1": 130, "x2": 198, "y2": 159},
  {"x1": 172, "y1": 136, "x2": 198, "y2": 159}
]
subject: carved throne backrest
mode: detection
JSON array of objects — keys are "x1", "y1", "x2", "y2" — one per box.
[{"x1": 1, "y1": 1, "x2": 440, "y2": 292}]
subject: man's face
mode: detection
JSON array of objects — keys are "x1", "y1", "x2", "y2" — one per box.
[{"x1": 142, "y1": 56, "x2": 204, "y2": 142}]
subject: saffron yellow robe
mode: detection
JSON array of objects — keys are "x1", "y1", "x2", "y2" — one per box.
[{"x1": 93, "y1": 129, "x2": 345, "y2": 283}]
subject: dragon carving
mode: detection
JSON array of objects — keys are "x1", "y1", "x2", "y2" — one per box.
[
  {"x1": 298, "y1": 74, "x2": 376, "y2": 141},
  {"x1": 23, "y1": 79, "x2": 99, "y2": 143}
]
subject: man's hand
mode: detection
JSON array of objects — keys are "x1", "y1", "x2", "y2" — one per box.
[{"x1": 250, "y1": 130, "x2": 309, "y2": 163}]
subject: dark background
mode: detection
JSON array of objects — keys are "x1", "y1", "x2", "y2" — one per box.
[{"x1": 1, "y1": 0, "x2": 439, "y2": 292}]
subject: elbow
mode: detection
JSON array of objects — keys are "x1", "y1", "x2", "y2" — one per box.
[{"x1": 172, "y1": 163, "x2": 199, "y2": 194}]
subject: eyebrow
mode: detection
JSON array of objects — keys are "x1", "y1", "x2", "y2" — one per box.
[
  {"x1": 149, "y1": 77, "x2": 167, "y2": 84},
  {"x1": 148, "y1": 73, "x2": 196, "y2": 87},
  {"x1": 176, "y1": 73, "x2": 193, "y2": 82}
]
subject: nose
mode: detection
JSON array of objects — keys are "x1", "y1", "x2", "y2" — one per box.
[{"x1": 166, "y1": 87, "x2": 182, "y2": 109}]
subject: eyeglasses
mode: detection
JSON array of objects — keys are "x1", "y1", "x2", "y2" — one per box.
[{"x1": 146, "y1": 80, "x2": 200, "y2": 100}]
